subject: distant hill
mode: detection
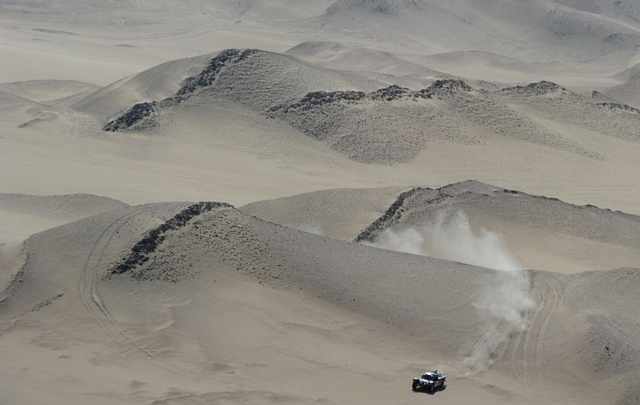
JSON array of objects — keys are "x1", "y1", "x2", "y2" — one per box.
[{"x1": 93, "y1": 50, "x2": 640, "y2": 164}]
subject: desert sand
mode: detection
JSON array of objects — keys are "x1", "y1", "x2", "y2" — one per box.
[{"x1": 1, "y1": 1, "x2": 640, "y2": 404}]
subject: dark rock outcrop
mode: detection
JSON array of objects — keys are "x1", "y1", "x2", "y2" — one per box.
[
  {"x1": 103, "y1": 49, "x2": 258, "y2": 131},
  {"x1": 501, "y1": 81, "x2": 566, "y2": 95},
  {"x1": 110, "y1": 202, "x2": 233, "y2": 275}
]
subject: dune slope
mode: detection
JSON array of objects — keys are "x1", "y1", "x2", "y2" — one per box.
[
  {"x1": 93, "y1": 50, "x2": 640, "y2": 165},
  {"x1": 1, "y1": 196, "x2": 639, "y2": 404}
]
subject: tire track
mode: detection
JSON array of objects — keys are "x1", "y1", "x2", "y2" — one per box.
[
  {"x1": 77, "y1": 210, "x2": 139, "y2": 352},
  {"x1": 463, "y1": 321, "x2": 508, "y2": 372},
  {"x1": 497, "y1": 315, "x2": 527, "y2": 384},
  {"x1": 497, "y1": 276, "x2": 547, "y2": 391},
  {"x1": 533, "y1": 276, "x2": 565, "y2": 403},
  {"x1": 77, "y1": 206, "x2": 194, "y2": 375},
  {"x1": 495, "y1": 273, "x2": 565, "y2": 403}
]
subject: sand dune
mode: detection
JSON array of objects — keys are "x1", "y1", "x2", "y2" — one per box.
[
  {"x1": 0, "y1": 90, "x2": 93, "y2": 135},
  {"x1": 614, "y1": 63, "x2": 640, "y2": 83},
  {"x1": 271, "y1": 78, "x2": 639, "y2": 163},
  {"x1": 0, "y1": 92, "x2": 60, "y2": 127},
  {"x1": 271, "y1": 80, "x2": 604, "y2": 163},
  {"x1": 97, "y1": 49, "x2": 382, "y2": 131},
  {"x1": 604, "y1": 82, "x2": 640, "y2": 109},
  {"x1": 318, "y1": 0, "x2": 640, "y2": 61},
  {"x1": 284, "y1": 41, "x2": 449, "y2": 87},
  {"x1": 602, "y1": 63, "x2": 640, "y2": 108},
  {"x1": 554, "y1": 0, "x2": 640, "y2": 21},
  {"x1": 242, "y1": 181, "x2": 640, "y2": 274},
  {"x1": 1, "y1": 197, "x2": 638, "y2": 404},
  {"x1": 72, "y1": 54, "x2": 215, "y2": 121},
  {"x1": 0, "y1": 80, "x2": 99, "y2": 103},
  {"x1": 0, "y1": 201, "x2": 491, "y2": 404},
  {"x1": 3, "y1": 1, "x2": 640, "y2": 404},
  {"x1": 2, "y1": 46, "x2": 640, "y2": 212},
  {"x1": 240, "y1": 186, "x2": 407, "y2": 240},
  {"x1": 0, "y1": 193, "x2": 128, "y2": 243},
  {"x1": 356, "y1": 181, "x2": 640, "y2": 273},
  {"x1": 94, "y1": 51, "x2": 640, "y2": 164},
  {"x1": 5, "y1": 0, "x2": 640, "y2": 86}
]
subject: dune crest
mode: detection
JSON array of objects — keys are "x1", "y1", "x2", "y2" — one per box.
[{"x1": 3, "y1": 1, "x2": 640, "y2": 403}]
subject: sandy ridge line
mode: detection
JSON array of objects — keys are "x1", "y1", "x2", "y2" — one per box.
[
  {"x1": 103, "y1": 49, "x2": 257, "y2": 132},
  {"x1": 354, "y1": 186, "x2": 432, "y2": 242},
  {"x1": 110, "y1": 202, "x2": 233, "y2": 276},
  {"x1": 270, "y1": 79, "x2": 473, "y2": 113}
]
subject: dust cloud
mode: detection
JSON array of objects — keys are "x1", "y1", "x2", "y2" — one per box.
[{"x1": 365, "y1": 210, "x2": 535, "y2": 371}]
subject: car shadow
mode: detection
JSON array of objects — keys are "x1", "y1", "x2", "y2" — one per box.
[{"x1": 412, "y1": 385, "x2": 447, "y2": 395}]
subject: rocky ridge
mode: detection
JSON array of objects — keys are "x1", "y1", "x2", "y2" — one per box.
[
  {"x1": 110, "y1": 202, "x2": 233, "y2": 277},
  {"x1": 100, "y1": 49, "x2": 640, "y2": 164},
  {"x1": 104, "y1": 50, "x2": 257, "y2": 131}
]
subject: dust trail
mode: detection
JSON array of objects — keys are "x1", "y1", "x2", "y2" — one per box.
[
  {"x1": 365, "y1": 209, "x2": 534, "y2": 371},
  {"x1": 463, "y1": 268, "x2": 534, "y2": 373},
  {"x1": 297, "y1": 224, "x2": 324, "y2": 236},
  {"x1": 361, "y1": 227, "x2": 424, "y2": 255},
  {"x1": 424, "y1": 210, "x2": 523, "y2": 271}
]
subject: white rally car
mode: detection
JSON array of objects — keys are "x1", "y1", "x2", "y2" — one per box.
[{"x1": 412, "y1": 370, "x2": 446, "y2": 392}]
